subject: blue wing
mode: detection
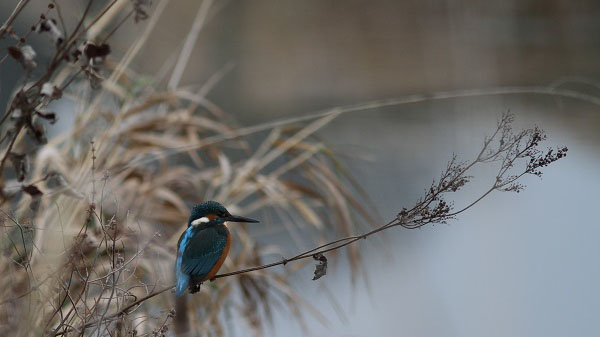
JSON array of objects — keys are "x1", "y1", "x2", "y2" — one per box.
[{"x1": 176, "y1": 226, "x2": 227, "y2": 296}]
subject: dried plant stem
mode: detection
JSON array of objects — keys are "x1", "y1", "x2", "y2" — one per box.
[
  {"x1": 120, "y1": 84, "x2": 593, "y2": 173},
  {"x1": 0, "y1": 0, "x2": 30, "y2": 39},
  {"x1": 0, "y1": 126, "x2": 20, "y2": 172},
  {"x1": 101, "y1": 9, "x2": 134, "y2": 43},
  {"x1": 168, "y1": 0, "x2": 214, "y2": 89}
]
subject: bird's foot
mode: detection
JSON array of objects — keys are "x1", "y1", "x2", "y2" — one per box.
[{"x1": 189, "y1": 282, "x2": 201, "y2": 294}]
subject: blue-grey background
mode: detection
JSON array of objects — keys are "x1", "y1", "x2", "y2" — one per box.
[{"x1": 2, "y1": 1, "x2": 599, "y2": 336}]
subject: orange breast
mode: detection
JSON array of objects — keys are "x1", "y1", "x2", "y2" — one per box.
[{"x1": 203, "y1": 230, "x2": 231, "y2": 281}]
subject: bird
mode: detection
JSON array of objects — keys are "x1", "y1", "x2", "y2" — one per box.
[{"x1": 176, "y1": 201, "x2": 259, "y2": 296}]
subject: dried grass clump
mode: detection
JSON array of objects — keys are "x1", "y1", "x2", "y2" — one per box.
[
  {"x1": 0, "y1": 1, "x2": 381, "y2": 335},
  {"x1": 1, "y1": 25, "x2": 375, "y2": 337}
]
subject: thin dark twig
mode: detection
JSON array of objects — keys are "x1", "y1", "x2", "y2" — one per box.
[
  {"x1": 0, "y1": 125, "x2": 21, "y2": 173},
  {"x1": 51, "y1": 0, "x2": 68, "y2": 38}
]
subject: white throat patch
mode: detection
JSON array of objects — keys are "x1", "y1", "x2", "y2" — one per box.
[{"x1": 191, "y1": 217, "x2": 210, "y2": 226}]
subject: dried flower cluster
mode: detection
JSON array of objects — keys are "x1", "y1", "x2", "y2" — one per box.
[{"x1": 391, "y1": 114, "x2": 568, "y2": 228}]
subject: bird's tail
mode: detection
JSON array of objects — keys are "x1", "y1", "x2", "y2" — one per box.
[
  {"x1": 175, "y1": 273, "x2": 189, "y2": 297},
  {"x1": 174, "y1": 295, "x2": 189, "y2": 335}
]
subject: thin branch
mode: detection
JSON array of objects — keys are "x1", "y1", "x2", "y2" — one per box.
[
  {"x1": 168, "y1": 0, "x2": 214, "y2": 89},
  {"x1": 120, "y1": 85, "x2": 590, "y2": 174},
  {"x1": 0, "y1": 0, "x2": 31, "y2": 39}
]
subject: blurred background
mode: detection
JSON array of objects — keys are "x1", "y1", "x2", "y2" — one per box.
[{"x1": 2, "y1": 1, "x2": 600, "y2": 336}]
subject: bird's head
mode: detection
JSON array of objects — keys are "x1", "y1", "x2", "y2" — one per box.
[{"x1": 187, "y1": 201, "x2": 259, "y2": 227}]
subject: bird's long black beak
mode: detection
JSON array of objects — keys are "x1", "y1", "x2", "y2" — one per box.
[{"x1": 225, "y1": 215, "x2": 259, "y2": 223}]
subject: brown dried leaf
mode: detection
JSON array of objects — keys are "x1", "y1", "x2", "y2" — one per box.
[
  {"x1": 312, "y1": 253, "x2": 327, "y2": 280},
  {"x1": 35, "y1": 110, "x2": 57, "y2": 124},
  {"x1": 22, "y1": 184, "x2": 42, "y2": 197},
  {"x1": 84, "y1": 42, "x2": 110, "y2": 59},
  {"x1": 22, "y1": 184, "x2": 42, "y2": 212},
  {"x1": 7, "y1": 46, "x2": 22, "y2": 60}
]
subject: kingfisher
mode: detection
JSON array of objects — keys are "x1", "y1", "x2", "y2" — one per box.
[{"x1": 176, "y1": 201, "x2": 259, "y2": 296}]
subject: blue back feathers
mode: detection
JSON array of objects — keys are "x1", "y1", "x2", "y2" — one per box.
[
  {"x1": 175, "y1": 226, "x2": 194, "y2": 296},
  {"x1": 176, "y1": 226, "x2": 229, "y2": 296}
]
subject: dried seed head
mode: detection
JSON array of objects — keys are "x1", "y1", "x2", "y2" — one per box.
[
  {"x1": 35, "y1": 18, "x2": 64, "y2": 46},
  {"x1": 8, "y1": 45, "x2": 37, "y2": 70},
  {"x1": 40, "y1": 82, "x2": 63, "y2": 100},
  {"x1": 84, "y1": 42, "x2": 111, "y2": 66}
]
